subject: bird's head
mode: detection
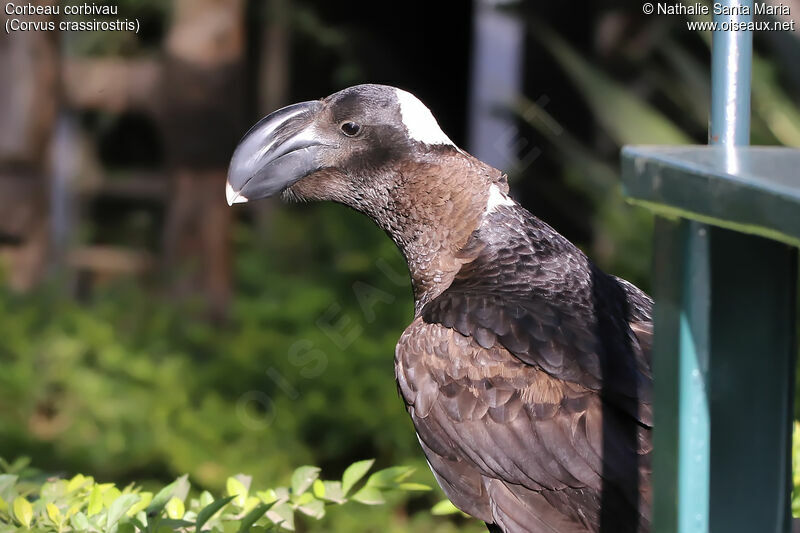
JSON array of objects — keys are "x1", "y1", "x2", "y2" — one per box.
[
  {"x1": 225, "y1": 84, "x2": 474, "y2": 208},
  {"x1": 226, "y1": 84, "x2": 509, "y2": 304}
]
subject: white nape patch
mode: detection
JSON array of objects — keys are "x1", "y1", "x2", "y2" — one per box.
[
  {"x1": 226, "y1": 181, "x2": 249, "y2": 206},
  {"x1": 485, "y1": 184, "x2": 515, "y2": 214},
  {"x1": 395, "y1": 88, "x2": 455, "y2": 146}
]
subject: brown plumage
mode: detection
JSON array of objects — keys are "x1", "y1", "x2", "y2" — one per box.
[{"x1": 226, "y1": 84, "x2": 653, "y2": 532}]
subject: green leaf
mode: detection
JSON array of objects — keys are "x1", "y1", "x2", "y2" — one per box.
[
  {"x1": 117, "y1": 523, "x2": 136, "y2": 533},
  {"x1": 294, "y1": 492, "x2": 314, "y2": 506},
  {"x1": 13, "y1": 497, "x2": 32, "y2": 528},
  {"x1": 290, "y1": 466, "x2": 320, "y2": 496},
  {"x1": 127, "y1": 492, "x2": 152, "y2": 516},
  {"x1": 341, "y1": 459, "x2": 374, "y2": 496},
  {"x1": 158, "y1": 518, "x2": 194, "y2": 529},
  {"x1": 311, "y1": 480, "x2": 325, "y2": 499},
  {"x1": 431, "y1": 499, "x2": 461, "y2": 516},
  {"x1": 0, "y1": 475, "x2": 18, "y2": 497},
  {"x1": 129, "y1": 515, "x2": 147, "y2": 531},
  {"x1": 296, "y1": 499, "x2": 325, "y2": 520},
  {"x1": 397, "y1": 482, "x2": 431, "y2": 491},
  {"x1": 266, "y1": 503, "x2": 294, "y2": 531},
  {"x1": 173, "y1": 474, "x2": 192, "y2": 502},
  {"x1": 198, "y1": 491, "x2": 214, "y2": 509},
  {"x1": 65, "y1": 503, "x2": 81, "y2": 519},
  {"x1": 7, "y1": 457, "x2": 30, "y2": 474},
  {"x1": 751, "y1": 56, "x2": 800, "y2": 147},
  {"x1": 226, "y1": 477, "x2": 249, "y2": 508},
  {"x1": 107, "y1": 494, "x2": 140, "y2": 527},
  {"x1": 46, "y1": 502, "x2": 61, "y2": 524},
  {"x1": 103, "y1": 486, "x2": 122, "y2": 508},
  {"x1": 255, "y1": 489, "x2": 277, "y2": 505},
  {"x1": 165, "y1": 497, "x2": 185, "y2": 519},
  {"x1": 350, "y1": 486, "x2": 385, "y2": 505},
  {"x1": 66, "y1": 474, "x2": 87, "y2": 493},
  {"x1": 87, "y1": 485, "x2": 103, "y2": 516},
  {"x1": 364, "y1": 466, "x2": 414, "y2": 489},
  {"x1": 146, "y1": 475, "x2": 188, "y2": 517},
  {"x1": 70, "y1": 511, "x2": 90, "y2": 530},
  {"x1": 195, "y1": 495, "x2": 234, "y2": 532},
  {"x1": 237, "y1": 502, "x2": 274, "y2": 533},
  {"x1": 315, "y1": 481, "x2": 345, "y2": 503},
  {"x1": 533, "y1": 22, "x2": 691, "y2": 146}
]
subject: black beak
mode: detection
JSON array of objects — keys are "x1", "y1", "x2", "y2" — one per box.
[{"x1": 226, "y1": 100, "x2": 325, "y2": 205}]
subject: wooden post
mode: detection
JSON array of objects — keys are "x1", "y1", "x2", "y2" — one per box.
[
  {"x1": 161, "y1": 0, "x2": 246, "y2": 319},
  {"x1": 0, "y1": 4, "x2": 59, "y2": 289}
]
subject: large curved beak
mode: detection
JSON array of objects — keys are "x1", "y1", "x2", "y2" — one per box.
[{"x1": 226, "y1": 100, "x2": 325, "y2": 205}]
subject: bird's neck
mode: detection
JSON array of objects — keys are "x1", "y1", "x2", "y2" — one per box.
[{"x1": 365, "y1": 153, "x2": 509, "y2": 313}]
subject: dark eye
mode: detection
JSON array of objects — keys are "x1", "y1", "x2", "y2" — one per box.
[{"x1": 340, "y1": 121, "x2": 362, "y2": 137}]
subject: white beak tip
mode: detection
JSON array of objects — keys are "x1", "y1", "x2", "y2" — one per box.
[{"x1": 226, "y1": 181, "x2": 249, "y2": 206}]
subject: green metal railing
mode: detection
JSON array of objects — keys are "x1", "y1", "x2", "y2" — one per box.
[{"x1": 621, "y1": 1, "x2": 800, "y2": 531}]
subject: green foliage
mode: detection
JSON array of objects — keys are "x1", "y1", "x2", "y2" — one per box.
[
  {"x1": 0, "y1": 457, "x2": 429, "y2": 532},
  {"x1": 0, "y1": 209, "x2": 482, "y2": 532},
  {"x1": 0, "y1": 209, "x2": 414, "y2": 484}
]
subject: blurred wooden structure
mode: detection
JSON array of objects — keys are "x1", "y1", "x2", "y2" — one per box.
[
  {"x1": 0, "y1": 9, "x2": 58, "y2": 290},
  {"x1": 0, "y1": 0, "x2": 284, "y2": 318}
]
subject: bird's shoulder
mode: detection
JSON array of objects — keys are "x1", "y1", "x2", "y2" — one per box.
[{"x1": 419, "y1": 202, "x2": 654, "y2": 425}]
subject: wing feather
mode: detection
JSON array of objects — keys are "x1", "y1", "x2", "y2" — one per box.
[{"x1": 396, "y1": 318, "x2": 651, "y2": 532}]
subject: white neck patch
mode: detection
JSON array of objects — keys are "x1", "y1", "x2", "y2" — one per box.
[
  {"x1": 485, "y1": 184, "x2": 515, "y2": 214},
  {"x1": 394, "y1": 88, "x2": 455, "y2": 146}
]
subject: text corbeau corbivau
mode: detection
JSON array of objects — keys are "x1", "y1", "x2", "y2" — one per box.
[{"x1": 4, "y1": 2, "x2": 139, "y2": 33}]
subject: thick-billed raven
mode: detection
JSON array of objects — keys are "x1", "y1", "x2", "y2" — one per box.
[{"x1": 226, "y1": 84, "x2": 653, "y2": 533}]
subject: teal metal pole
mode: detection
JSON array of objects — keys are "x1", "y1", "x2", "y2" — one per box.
[
  {"x1": 630, "y1": 2, "x2": 797, "y2": 532},
  {"x1": 706, "y1": 5, "x2": 795, "y2": 533},
  {"x1": 671, "y1": 2, "x2": 755, "y2": 531},
  {"x1": 702, "y1": 2, "x2": 795, "y2": 532}
]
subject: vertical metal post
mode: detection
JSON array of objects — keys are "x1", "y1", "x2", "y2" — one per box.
[
  {"x1": 651, "y1": 217, "x2": 711, "y2": 533},
  {"x1": 660, "y1": 4, "x2": 755, "y2": 530},
  {"x1": 709, "y1": 0, "x2": 752, "y2": 147},
  {"x1": 675, "y1": 4, "x2": 753, "y2": 532},
  {"x1": 706, "y1": 6, "x2": 795, "y2": 533},
  {"x1": 653, "y1": 2, "x2": 795, "y2": 532}
]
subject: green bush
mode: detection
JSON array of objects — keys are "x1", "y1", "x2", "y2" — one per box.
[
  {"x1": 0, "y1": 208, "x2": 486, "y2": 532},
  {"x1": 0, "y1": 209, "x2": 415, "y2": 486},
  {"x1": 0, "y1": 457, "x2": 430, "y2": 532}
]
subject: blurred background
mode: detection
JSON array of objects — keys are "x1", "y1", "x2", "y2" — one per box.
[{"x1": 0, "y1": 0, "x2": 798, "y2": 531}]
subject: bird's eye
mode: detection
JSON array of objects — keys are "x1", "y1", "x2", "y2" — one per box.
[{"x1": 340, "y1": 121, "x2": 362, "y2": 137}]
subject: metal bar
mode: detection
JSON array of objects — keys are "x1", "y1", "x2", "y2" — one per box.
[
  {"x1": 655, "y1": 2, "x2": 757, "y2": 532},
  {"x1": 651, "y1": 218, "x2": 711, "y2": 533},
  {"x1": 705, "y1": 6, "x2": 794, "y2": 533},
  {"x1": 686, "y1": 2, "x2": 795, "y2": 532},
  {"x1": 631, "y1": 1, "x2": 798, "y2": 532},
  {"x1": 709, "y1": 0, "x2": 753, "y2": 147},
  {"x1": 667, "y1": 3, "x2": 754, "y2": 530}
]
